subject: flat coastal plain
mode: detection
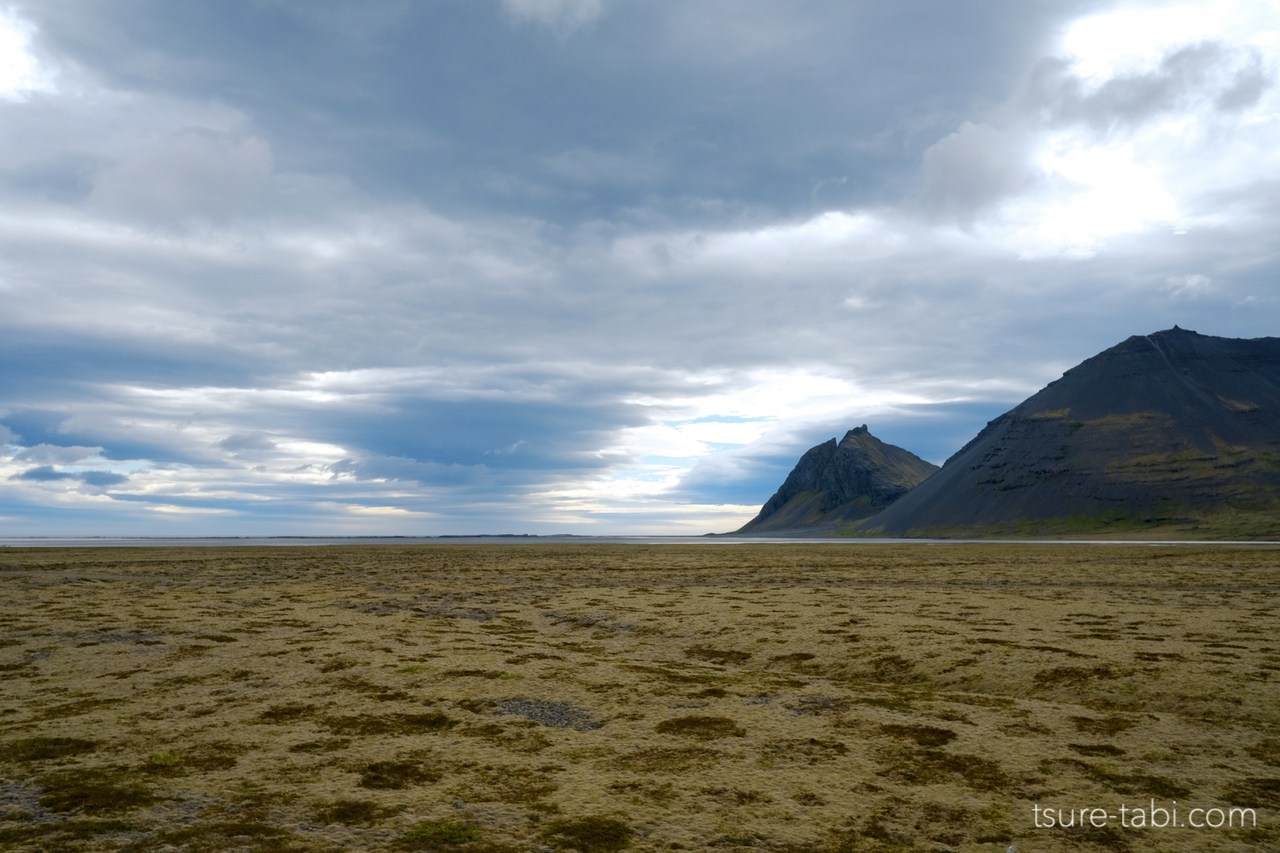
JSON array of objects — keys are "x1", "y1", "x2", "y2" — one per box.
[{"x1": 1, "y1": 544, "x2": 1278, "y2": 853}]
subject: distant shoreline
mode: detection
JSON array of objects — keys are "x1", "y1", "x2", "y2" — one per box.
[{"x1": 1, "y1": 536, "x2": 1277, "y2": 547}]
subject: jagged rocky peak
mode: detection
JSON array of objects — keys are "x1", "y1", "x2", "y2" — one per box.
[{"x1": 737, "y1": 426, "x2": 938, "y2": 534}]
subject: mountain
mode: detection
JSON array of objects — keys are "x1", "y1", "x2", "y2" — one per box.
[
  {"x1": 737, "y1": 426, "x2": 939, "y2": 533},
  {"x1": 859, "y1": 327, "x2": 1280, "y2": 537}
]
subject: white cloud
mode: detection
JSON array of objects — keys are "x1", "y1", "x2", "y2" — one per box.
[
  {"x1": 1063, "y1": 0, "x2": 1280, "y2": 84},
  {"x1": 0, "y1": 9, "x2": 54, "y2": 100},
  {"x1": 1166, "y1": 272, "x2": 1214, "y2": 298},
  {"x1": 917, "y1": 122, "x2": 1034, "y2": 221},
  {"x1": 1002, "y1": 139, "x2": 1179, "y2": 255},
  {"x1": 88, "y1": 129, "x2": 272, "y2": 226},
  {"x1": 904, "y1": 1, "x2": 1280, "y2": 256},
  {"x1": 218, "y1": 432, "x2": 278, "y2": 452},
  {"x1": 501, "y1": 0, "x2": 604, "y2": 34},
  {"x1": 146, "y1": 504, "x2": 232, "y2": 515},
  {"x1": 13, "y1": 444, "x2": 104, "y2": 465}
]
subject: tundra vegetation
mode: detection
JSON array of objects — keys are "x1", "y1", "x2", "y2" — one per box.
[{"x1": 0, "y1": 544, "x2": 1277, "y2": 852}]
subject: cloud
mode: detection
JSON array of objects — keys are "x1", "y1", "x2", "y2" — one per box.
[
  {"x1": 0, "y1": 9, "x2": 55, "y2": 100},
  {"x1": 911, "y1": 17, "x2": 1279, "y2": 234},
  {"x1": 1166, "y1": 272, "x2": 1215, "y2": 299},
  {"x1": 916, "y1": 122, "x2": 1035, "y2": 222},
  {"x1": 0, "y1": 2, "x2": 1277, "y2": 535},
  {"x1": 501, "y1": 0, "x2": 604, "y2": 34},
  {"x1": 12, "y1": 465, "x2": 72, "y2": 481},
  {"x1": 78, "y1": 470, "x2": 128, "y2": 487},
  {"x1": 328, "y1": 455, "x2": 489, "y2": 487},
  {"x1": 218, "y1": 432, "x2": 277, "y2": 452},
  {"x1": 13, "y1": 444, "x2": 104, "y2": 465},
  {"x1": 7, "y1": 463, "x2": 125, "y2": 489},
  {"x1": 1024, "y1": 42, "x2": 1273, "y2": 133},
  {"x1": 88, "y1": 129, "x2": 272, "y2": 226}
]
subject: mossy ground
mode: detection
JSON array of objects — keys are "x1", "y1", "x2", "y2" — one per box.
[{"x1": 0, "y1": 544, "x2": 1277, "y2": 852}]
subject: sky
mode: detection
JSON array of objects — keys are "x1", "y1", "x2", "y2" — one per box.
[{"x1": 1, "y1": 0, "x2": 1278, "y2": 536}]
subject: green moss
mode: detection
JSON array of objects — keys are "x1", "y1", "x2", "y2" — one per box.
[
  {"x1": 621, "y1": 664, "x2": 717, "y2": 685},
  {"x1": 0, "y1": 819, "x2": 134, "y2": 846},
  {"x1": 332, "y1": 676, "x2": 410, "y2": 701},
  {"x1": 1083, "y1": 763, "x2": 1190, "y2": 797},
  {"x1": 684, "y1": 646, "x2": 751, "y2": 665},
  {"x1": 141, "y1": 750, "x2": 183, "y2": 775},
  {"x1": 397, "y1": 819, "x2": 482, "y2": 848},
  {"x1": 288, "y1": 738, "x2": 351, "y2": 754},
  {"x1": 1246, "y1": 738, "x2": 1280, "y2": 767},
  {"x1": 185, "y1": 741, "x2": 246, "y2": 771},
  {"x1": 318, "y1": 657, "x2": 357, "y2": 673},
  {"x1": 1034, "y1": 665, "x2": 1123, "y2": 686},
  {"x1": 311, "y1": 798, "x2": 402, "y2": 825},
  {"x1": 607, "y1": 780, "x2": 677, "y2": 805},
  {"x1": 194, "y1": 633, "x2": 239, "y2": 643},
  {"x1": 324, "y1": 711, "x2": 456, "y2": 735},
  {"x1": 255, "y1": 703, "x2": 313, "y2": 723},
  {"x1": 1069, "y1": 743, "x2": 1126, "y2": 757},
  {"x1": 654, "y1": 715, "x2": 744, "y2": 740},
  {"x1": 879, "y1": 747, "x2": 1010, "y2": 792},
  {"x1": 763, "y1": 738, "x2": 848, "y2": 764},
  {"x1": 689, "y1": 687, "x2": 727, "y2": 698},
  {"x1": 1040, "y1": 758, "x2": 1192, "y2": 798},
  {"x1": 153, "y1": 820, "x2": 302, "y2": 852},
  {"x1": 769, "y1": 652, "x2": 816, "y2": 665},
  {"x1": 879, "y1": 724, "x2": 955, "y2": 747},
  {"x1": 1223, "y1": 777, "x2": 1280, "y2": 809},
  {"x1": 37, "y1": 698, "x2": 121, "y2": 720},
  {"x1": 462, "y1": 765, "x2": 559, "y2": 804},
  {"x1": 37, "y1": 767, "x2": 157, "y2": 814},
  {"x1": 864, "y1": 654, "x2": 917, "y2": 683},
  {"x1": 700, "y1": 786, "x2": 771, "y2": 806},
  {"x1": 442, "y1": 669, "x2": 508, "y2": 679},
  {"x1": 358, "y1": 760, "x2": 442, "y2": 790},
  {"x1": 1070, "y1": 715, "x2": 1137, "y2": 735},
  {"x1": 0, "y1": 736, "x2": 97, "y2": 762},
  {"x1": 612, "y1": 746, "x2": 718, "y2": 774},
  {"x1": 542, "y1": 816, "x2": 631, "y2": 852}
]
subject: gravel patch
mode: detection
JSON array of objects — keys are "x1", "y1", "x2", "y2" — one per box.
[{"x1": 497, "y1": 700, "x2": 598, "y2": 731}]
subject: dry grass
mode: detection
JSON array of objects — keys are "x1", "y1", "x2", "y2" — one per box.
[{"x1": 0, "y1": 543, "x2": 1278, "y2": 852}]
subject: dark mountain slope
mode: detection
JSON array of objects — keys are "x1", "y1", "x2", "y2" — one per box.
[
  {"x1": 859, "y1": 328, "x2": 1280, "y2": 537},
  {"x1": 738, "y1": 426, "x2": 938, "y2": 533}
]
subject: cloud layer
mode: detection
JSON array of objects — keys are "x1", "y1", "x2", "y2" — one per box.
[{"x1": 1, "y1": 0, "x2": 1278, "y2": 534}]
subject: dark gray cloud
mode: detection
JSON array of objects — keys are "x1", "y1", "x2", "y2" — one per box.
[
  {"x1": 9, "y1": 466, "x2": 126, "y2": 488},
  {"x1": 78, "y1": 471, "x2": 129, "y2": 487},
  {"x1": 13, "y1": 465, "x2": 73, "y2": 481},
  {"x1": 20, "y1": 0, "x2": 1096, "y2": 225}
]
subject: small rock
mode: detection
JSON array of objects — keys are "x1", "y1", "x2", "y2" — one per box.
[{"x1": 453, "y1": 799, "x2": 465, "y2": 809}]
